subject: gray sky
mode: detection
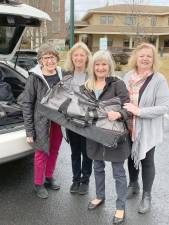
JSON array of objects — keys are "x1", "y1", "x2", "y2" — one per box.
[{"x1": 65, "y1": 0, "x2": 169, "y2": 20}]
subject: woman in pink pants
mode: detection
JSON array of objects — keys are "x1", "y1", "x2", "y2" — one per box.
[{"x1": 20, "y1": 43, "x2": 65, "y2": 198}]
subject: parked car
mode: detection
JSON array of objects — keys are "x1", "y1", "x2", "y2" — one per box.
[
  {"x1": 0, "y1": 0, "x2": 51, "y2": 164},
  {"x1": 11, "y1": 49, "x2": 38, "y2": 70}
]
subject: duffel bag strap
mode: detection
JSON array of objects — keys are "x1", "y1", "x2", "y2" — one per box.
[{"x1": 58, "y1": 98, "x2": 71, "y2": 116}]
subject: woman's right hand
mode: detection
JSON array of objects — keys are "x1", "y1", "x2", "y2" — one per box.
[
  {"x1": 26, "y1": 136, "x2": 34, "y2": 144},
  {"x1": 107, "y1": 111, "x2": 121, "y2": 121}
]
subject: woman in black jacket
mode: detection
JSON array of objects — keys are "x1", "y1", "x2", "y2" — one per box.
[
  {"x1": 83, "y1": 50, "x2": 131, "y2": 224},
  {"x1": 20, "y1": 44, "x2": 64, "y2": 199}
]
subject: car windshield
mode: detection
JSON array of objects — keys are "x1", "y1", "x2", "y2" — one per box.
[{"x1": 0, "y1": 26, "x2": 24, "y2": 54}]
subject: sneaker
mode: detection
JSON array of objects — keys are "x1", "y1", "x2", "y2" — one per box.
[
  {"x1": 70, "y1": 182, "x2": 80, "y2": 193},
  {"x1": 45, "y1": 177, "x2": 61, "y2": 190},
  {"x1": 78, "y1": 183, "x2": 89, "y2": 195},
  {"x1": 34, "y1": 185, "x2": 48, "y2": 199},
  {"x1": 126, "y1": 182, "x2": 140, "y2": 199}
]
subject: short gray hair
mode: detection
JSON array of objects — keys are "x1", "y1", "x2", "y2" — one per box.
[{"x1": 37, "y1": 43, "x2": 60, "y2": 61}]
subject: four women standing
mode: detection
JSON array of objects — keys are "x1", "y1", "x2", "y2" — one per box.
[{"x1": 21, "y1": 40, "x2": 169, "y2": 224}]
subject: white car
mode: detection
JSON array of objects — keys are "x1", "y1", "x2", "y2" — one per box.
[{"x1": 0, "y1": 0, "x2": 51, "y2": 163}]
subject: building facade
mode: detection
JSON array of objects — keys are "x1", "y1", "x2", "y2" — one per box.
[
  {"x1": 20, "y1": 0, "x2": 67, "y2": 49},
  {"x1": 75, "y1": 4, "x2": 169, "y2": 53}
]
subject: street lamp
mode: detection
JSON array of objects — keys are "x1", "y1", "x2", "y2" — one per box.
[{"x1": 70, "y1": 0, "x2": 74, "y2": 48}]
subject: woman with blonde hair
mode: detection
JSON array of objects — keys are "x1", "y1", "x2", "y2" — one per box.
[
  {"x1": 123, "y1": 42, "x2": 169, "y2": 213},
  {"x1": 82, "y1": 50, "x2": 131, "y2": 224},
  {"x1": 64, "y1": 42, "x2": 93, "y2": 195}
]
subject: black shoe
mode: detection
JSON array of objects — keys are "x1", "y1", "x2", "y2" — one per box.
[
  {"x1": 126, "y1": 181, "x2": 140, "y2": 199},
  {"x1": 70, "y1": 182, "x2": 80, "y2": 193},
  {"x1": 78, "y1": 183, "x2": 89, "y2": 195},
  {"x1": 45, "y1": 177, "x2": 61, "y2": 190},
  {"x1": 138, "y1": 192, "x2": 151, "y2": 214},
  {"x1": 34, "y1": 185, "x2": 48, "y2": 199},
  {"x1": 112, "y1": 210, "x2": 125, "y2": 224},
  {"x1": 88, "y1": 198, "x2": 104, "y2": 210}
]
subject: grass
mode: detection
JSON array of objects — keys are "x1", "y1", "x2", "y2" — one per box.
[{"x1": 159, "y1": 55, "x2": 169, "y2": 82}]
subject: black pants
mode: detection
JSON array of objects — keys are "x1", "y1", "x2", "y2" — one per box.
[
  {"x1": 67, "y1": 130, "x2": 92, "y2": 183},
  {"x1": 128, "y1": 147, "x2": 155, "y2": 193}
]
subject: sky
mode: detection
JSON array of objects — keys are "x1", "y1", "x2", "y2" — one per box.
[{"x1": 65, "y1": 0, "x2": 169, "y2": 20}]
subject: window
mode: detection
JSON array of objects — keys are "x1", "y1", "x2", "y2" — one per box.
[
  {"x1": 164, "y1": 39, "x2": 169, "y2": 47},
  {"x1": 100, "y1": 16, "x2": 107, "y2": 24},
  {"x1": 151, "y1": 16, "x2": 157, "y2": 26},
  {"x1": 108, "y1": 16, "x2": 114, "y2": 24},
  {"x1": 125, "y1": 16, "x2": 136, "y2": 25},
  {"x1": 52, "y1": 17, "x2": 60, "y2": 33},
  {"x1": 100, "y1": 16, "x2": 114, "y2": 24},
  {"x1": 107, "y1": 40, "x2": 113, "y2": 47},
  {"x1": 123, "y1": 39, "x2": 129, "y2": 47},
  {"x1": 52, "y1": 0, "x2": 60, "y2": 12}
]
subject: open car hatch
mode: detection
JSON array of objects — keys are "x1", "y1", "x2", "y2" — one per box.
[{"x1": 0, "y1": 0, "x2": 51, "y2": 60}]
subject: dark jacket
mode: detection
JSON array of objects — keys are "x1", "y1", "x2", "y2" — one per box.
[
  {"x1": 83, "y1": 76, "x2": 131, "y2": 162},
  {"x1": 19, "y1": 65, "x2": 65, "y2": 153}
]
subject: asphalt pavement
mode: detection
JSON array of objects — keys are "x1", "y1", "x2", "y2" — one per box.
[{"x1": 0, "y1": 117, "x2": 169, "y2": 225}]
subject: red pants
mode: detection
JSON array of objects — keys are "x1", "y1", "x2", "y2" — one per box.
[{"x1": 34, "y1": 122, "x2": 62, "y2": 185}]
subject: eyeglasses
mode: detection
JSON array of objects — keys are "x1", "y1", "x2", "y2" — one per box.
[{"x1": 42, "y1": 56, "x2": 57, "y2": 61}]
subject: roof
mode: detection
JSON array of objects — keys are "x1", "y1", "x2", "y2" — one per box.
[
  {"x1": 75, "y1": 25, "x2": 169, "y2": 36},
  {"x1": 82, "y1": 4, "x2": 169, "y2": 20},
  {"x1": 74, "y1": 21, "x2": 88, "y2": 27}
]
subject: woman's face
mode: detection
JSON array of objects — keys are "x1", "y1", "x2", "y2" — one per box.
[
  {"x1": 41, "y1": 53, "x2": 57, "y2": 73},
  {"x1": 94, "y1": 60, "x2": 110, "y2": 79},
  {"x1": 136, "y1": 47, "x2": 154, "y2": 71},
  {"x1": 72, "y1": 48, "x2": 88, "y2": 71}
]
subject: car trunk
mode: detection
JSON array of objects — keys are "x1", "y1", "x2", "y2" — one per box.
[
  {"x1": 0, "y1": 1, "x2": 51, "y2": 133},
  {"x1": 0, "y1": 62, "x2": 26, "y2": 132}
]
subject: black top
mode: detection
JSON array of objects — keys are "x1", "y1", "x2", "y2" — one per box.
[{"x1": 43, "y1": 73, "x2": 60, "y2": 88}]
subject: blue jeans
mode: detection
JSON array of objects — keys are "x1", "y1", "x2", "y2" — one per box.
[{"x1": 94, "y1": 160, "x2": 127, "y2": 210}]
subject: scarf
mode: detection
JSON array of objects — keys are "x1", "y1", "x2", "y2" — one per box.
[{"x1": 128, "y1": 72, "x2": 146, "y2": 141}]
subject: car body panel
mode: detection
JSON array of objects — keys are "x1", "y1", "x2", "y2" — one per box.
[{"x1": 0, "y1": 129, "x2": 33, "y2": 164}]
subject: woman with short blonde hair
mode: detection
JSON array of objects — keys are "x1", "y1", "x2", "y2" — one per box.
[
  {"x1": 128, "y1": 42, "x2": 159, "y2": 72},
  {"x1": 123, "y1": 42, "x2": 169, "y2": 214}
]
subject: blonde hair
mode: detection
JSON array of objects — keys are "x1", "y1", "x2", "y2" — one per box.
[
  {"x1": 64, "y1": 42, "x2": 92, "y2": 74},
  {"x1": 85, "y1": 50, "x2": 115, "y2": 91},
  {"x1": 128, "y1": 42, "x2": 159, "y2": 72}
]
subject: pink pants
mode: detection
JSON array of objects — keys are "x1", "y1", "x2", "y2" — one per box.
[{"x1": 34, "y1": 122, "x2": 62, "y2": 185}]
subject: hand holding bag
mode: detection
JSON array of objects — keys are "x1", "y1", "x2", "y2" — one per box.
[{"x1": 39, "y1": 76, "x2": 129, "y2": 148}]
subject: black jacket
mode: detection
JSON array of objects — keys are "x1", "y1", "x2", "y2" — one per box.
[
  {"x1": 84, "y1": 76, "x2": 131, "y2": 162},
  {"x1": 18, "y1": 65, "x2": 66, "y2": 153}
]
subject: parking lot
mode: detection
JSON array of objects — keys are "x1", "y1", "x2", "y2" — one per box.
[{"x1": 0, "y1": 116, "x2": 169, "y2": 225}]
